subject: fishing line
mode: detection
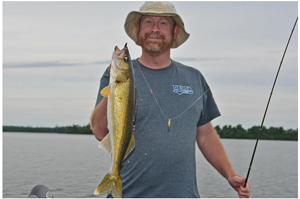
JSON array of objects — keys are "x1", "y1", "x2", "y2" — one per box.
[
  {"x1": 203, "y1": 16, "x2": 293, "y2": 88},
  {"x1": 129, "y1": 48, "x2": 210, "y2": 128},
  {"x1": 243, "y1": 16, "x2": 298, "y2": 188}
]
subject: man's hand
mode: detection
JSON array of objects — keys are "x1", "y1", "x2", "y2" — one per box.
[{"x1": 228, "y1": 175, "x2": 251, "y2": 198}]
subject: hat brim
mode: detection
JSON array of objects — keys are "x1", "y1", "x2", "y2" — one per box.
[{"x1": 124, "y1": 11, "x2": 190, "y2": 48}]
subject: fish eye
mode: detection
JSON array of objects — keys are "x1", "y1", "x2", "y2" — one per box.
[{"x1": 124, "y1": 56, "x2": 129, "y2": 62}]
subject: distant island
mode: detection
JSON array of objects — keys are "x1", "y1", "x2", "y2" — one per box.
[{"x1": 3, "y1": 124, "x2": 298, "y2": 141}]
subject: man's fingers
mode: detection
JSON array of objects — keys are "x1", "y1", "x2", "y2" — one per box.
[{"x1": 238, "y1": 185, "x2": 251, "y2": 198}]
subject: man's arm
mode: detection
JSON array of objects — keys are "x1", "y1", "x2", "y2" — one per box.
[
  {"x1": 196, "y1": 122, "x2": 251, "y2": 198},
  {"x1": 90, "y1": 97, "x2": 109, "y2": 141},
  {"x1": 90, "y1": 64, "x2": 111, "y2": 141}
]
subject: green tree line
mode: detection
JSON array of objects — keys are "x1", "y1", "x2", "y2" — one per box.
[
  {"x1": 215, "y1": 124, "x2": 298, "y2": 141},
  {"x1": 3, "y1": 125, "x2": 69, "y2": 133},
  {"x1": 3, "y1": 124, "x2": 91, "y2": 134},
  {"x1": 3, "y1": 124, "x2": 298, "y2": 141}
]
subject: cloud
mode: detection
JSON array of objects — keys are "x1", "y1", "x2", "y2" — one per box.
[
  {"x1": 3, "y1": 60, "x2": 111, "y2": 69},
  {"x1": 2, "y1": 1, "x2": 297, "y2": 129}
]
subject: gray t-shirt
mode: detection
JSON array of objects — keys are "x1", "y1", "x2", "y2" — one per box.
[{"x1": 95, "y1": 59, "x2": 221, "y2": 198}]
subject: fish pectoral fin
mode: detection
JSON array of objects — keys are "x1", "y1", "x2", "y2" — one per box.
[
  {"x1": 124, "y1": 132, "x2": 135, "y2": 160},
  {"x1": 100, "y1": 86, "x2": 111, "y2": 97},
  {"x1": 115, "y1": 74, "x2": 126, "y2": 83},
  {"x1": 98, "y1": 133, "x2": 112, "y2": 153}
]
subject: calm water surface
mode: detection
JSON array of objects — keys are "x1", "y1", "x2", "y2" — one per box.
[{"x1": 3, "y1": 132, "x2": 298, "y2": 198}]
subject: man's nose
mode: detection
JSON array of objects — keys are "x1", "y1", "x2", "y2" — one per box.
[{"x1": 151, "y1": 22, "x2": 160, "y2": 32}]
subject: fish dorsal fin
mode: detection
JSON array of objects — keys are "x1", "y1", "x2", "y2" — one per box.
[
  {"x1": 115, "y1": 74, "x2": 126, "y2": 82},
  {"x1": 98, "y1": 133, "x2": 112, "y2": 153},
  {"x1": 124, "y1": 132, "x2": 135, "y2": 160},
  {"x1": 100, "y1": 86, "x2": 111, "y2": 97}
]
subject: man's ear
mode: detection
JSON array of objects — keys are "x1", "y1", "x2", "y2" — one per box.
[{"x1": 173, "y1": 26, "x2": 179, "y2": 41}]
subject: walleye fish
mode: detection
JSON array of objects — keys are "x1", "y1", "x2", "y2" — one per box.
[{"x1": 94, "y1": 43, "x2": 137, "y2": 198}]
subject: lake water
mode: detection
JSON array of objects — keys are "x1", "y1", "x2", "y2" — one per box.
[{"x1": 3, "y1": 132, "x2": 298, "y2": 198}]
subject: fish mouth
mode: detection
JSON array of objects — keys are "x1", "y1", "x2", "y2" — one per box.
[
  {"x1": 113, "y1": 46, "x2": 128, "y2": 64},
  {"x1": 114, "y1": 43, "x2": 128, "y2": 55},
  {"x1": 111, "y1": 44, "x2": 130, "y2": 73},
  {"x1": 114, "y1": 46, "x2": 121, "y2": 53}
]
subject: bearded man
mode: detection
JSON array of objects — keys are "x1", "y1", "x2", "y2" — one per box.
[{"x1": 91, "y1": 1, "x2": 251, "y2": 198}]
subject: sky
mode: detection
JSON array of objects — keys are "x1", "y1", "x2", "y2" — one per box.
[{"x1": 2, "y1": 1, "x2": 298, "y2": 130}]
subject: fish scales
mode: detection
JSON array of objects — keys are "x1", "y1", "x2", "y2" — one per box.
[{"x1": 94, "y1": 43, "x2": 136, "y2": 198}]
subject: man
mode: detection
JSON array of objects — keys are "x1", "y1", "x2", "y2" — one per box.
[{"x1": 91, "y1": 1, "x2": 251, "y2": 198}]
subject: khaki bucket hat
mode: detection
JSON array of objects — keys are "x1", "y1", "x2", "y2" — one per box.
[{"x1": 124, "y1": 1, "x2": 190, "y2": 48}]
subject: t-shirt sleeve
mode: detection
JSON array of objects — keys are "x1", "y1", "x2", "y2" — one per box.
[
  {"x1": 197, "y1": 84, "x2": 221, "y2": 127},
  {"x1": 95, "y1": 67, "x2": 110, "y2": 107}
]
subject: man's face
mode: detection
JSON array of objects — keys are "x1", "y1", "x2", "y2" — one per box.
[{"x1": 136, "y1": 15, "x2": 179, "y2": 57}]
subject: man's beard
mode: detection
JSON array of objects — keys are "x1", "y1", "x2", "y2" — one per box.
[{"x1": 138, "y1": 32, "x2": 173, "y2": 57}]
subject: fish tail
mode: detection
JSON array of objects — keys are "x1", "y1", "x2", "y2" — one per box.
[{"x1": 94, "y1": 173, "x2": 122, "y2": 198}]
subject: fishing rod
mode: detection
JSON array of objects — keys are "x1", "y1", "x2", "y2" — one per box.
[{"x1": 244, "y1": 16, "x2": 298, "y2": 188}]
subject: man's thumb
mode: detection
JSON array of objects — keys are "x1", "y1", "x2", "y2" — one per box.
[{"x1": 235, "y1": 175, "x2": 246, "y2": 183}]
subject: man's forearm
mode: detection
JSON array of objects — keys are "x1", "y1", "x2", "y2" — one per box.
[
  {"x1": 196, "y1": 122, "x2": 237, "y2": 180},
  {"x1": 90, "y1": 97, "x2": 109, "y2": 141}
]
